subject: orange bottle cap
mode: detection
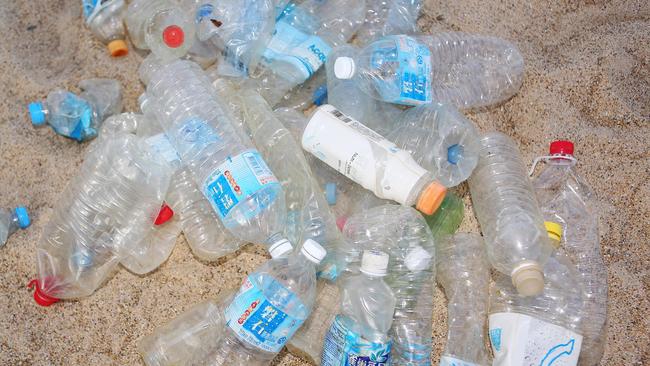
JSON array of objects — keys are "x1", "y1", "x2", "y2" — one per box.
[
  {"x1": 108, "y1": 39, "x2": 128, "y2": 57},
  {"x1": 416, "y1": 181, "x2": 447, "y2": 215}
]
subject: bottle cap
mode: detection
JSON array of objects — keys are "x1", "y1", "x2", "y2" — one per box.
[
  {"x1": 325, "y1": 182, "x2": 337, "y2": 205},
  {"x1": 544, "y1": 221, "x2": 563, "y2": 248},
  {"x1": 404, "y1": 245, "x2": 432, "y2": 272},
  {"x1": 107, "y1": 39, "x2": 128, "y2": 57},
  {"x1": 416, "y1": 181, "x2": 447, "y2": 215},
  {"x1": 336, "y1": 216, "x2": 347, "y2": 231},
  {"x1": 163, "y1": 25, "x2": 185, "y2": 48},
  {"x1": 549, "y1": 140, "x2": 574, "y2": 156},
  {"x1": 334, "y1": 57, "x2": 356, "y2": 79},
  {"x1": 269, "y1": 238, "x2": 293, "y2": 258},
  {"x1": 154, "y1": 203, "x2": 174, "y2": 225},
  {"x1": 27, "y1": 279, "x2": 60, "y2": 306},
  {"x1": 511, "y1": 261, "x2": 544, "y2": 297},
  {"x1": 360, "y1": 250, "x2": 389, "y2": 277},
  {"x1": 301, "y1": 239, "x2": 327, "y2": 264},
  {"x1": 447, "y1": 143, "x2": 463, "y2": 165},
  {"x1": 14, "y1": 206, "x2": 30, "y2": 229},
  {"x1": 312, "y1": 84, "x2": 328, "y2": 106},
  {"x1": 28, "y1": 102, "x2": 46, "y2": 125}
]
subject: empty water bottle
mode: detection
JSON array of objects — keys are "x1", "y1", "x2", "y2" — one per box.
[
  {"x1": 532, "y1": 140, "x2": 608, "y2": 366},
  {"x1": 468, "y1": 132, "x2": 553, "y2": 296},
  {"x1": 437, "y1": 233, "x2": 490, "y2": 366},
  {"x1": 0, "y1": 206, "x2": 30, "y2": 247},
  {"x1": 28, "y1": 79, "x2": 123, "y2": 142},
  {"x1": 321, "y1": 250, "x2": 396, "y2": 366},
  {"x1": 83, "y1": 0, "x2": 128, "y2": 56},
  {"x1": 274, "y1": 69, "x2": 328, "y2": 111},
  {"x1": 355, "y1": 0, "x2": 422, "y2": 45},
  {"x1": 302, "y1": 104, "x2": 447, "y2": 215},
  {"x1": 332, "y1": 33, "x2": 524, "y2": 109}
]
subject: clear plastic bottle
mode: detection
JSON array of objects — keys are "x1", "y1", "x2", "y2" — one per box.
[
  {"x1": 355, "y1": 0, "x2": 422, "y2": 45},
  {"x1": 321, "y1": 250, "x2": 396, "y2": 366},
  {"x1": 0, "y1": 206, "x2": 30, "y2": 247},
  {"x1": 333, "y1": 33, "x2": 524, "y2": 109},
  {"x1": 302, "y1": 104, "x2": 447, "y2": 215},
  {"x1": 274, "y1": 69, "x2": 328, "y2": 111},
  {"x1": 342, "y1": 205, "x2": 435, "y2": 365},
  {"x1": 146, "y1": 60, "x2": 287, "y2": 249},
  {"x1": 191, "y1": 239, "x2": 325, "y2": 365},
  {"x1": 386, "y1": 102, "x2": 480, "y2": 187},
  {"x1": 82, "y1": 0, "x2": 128, "y2": 56},
  {"x1": 437, "y1": 233, "x2": 490, "y2": 366},
  {"x1": 468, "y1": 132, "x2": 552, "y2": 296},
  {"x1": 28, "y1": 79, "x2": 123, "y2": 142},
  {"x1": 29, "y1": 133, "x2": 173, "y2": 305},
  {"x1": 532, "y1": 140, "x2": 608, "y2": 366}
]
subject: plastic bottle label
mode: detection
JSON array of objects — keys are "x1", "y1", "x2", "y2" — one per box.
[
  {"x1": 262, "y1": 20, "x2": 332, "y2": 82},
  {"x1": 321, "y1": 315, "x2": 392, "y2": 366},
  {"x1": 440, "y1": 355, "x2": 481, "y2": 366},
  {"x1": 489, "y1": 312, "x2": 583, "y2": 366},
  {"x1": 82, "y1": 0, "x2": 112, "y2": 22},
  {"x1": 202, "y1": 149, "x2": 279, "y2": 219},
  {"x1": 145, "y1": 133, "x2": 181, "y2": 165},
  {"x1": 377, "y1": 35, "x2": 431, "y2": 106},
  {"x1": 224, "y1": 276, "x2": 305, "y2": 353}
]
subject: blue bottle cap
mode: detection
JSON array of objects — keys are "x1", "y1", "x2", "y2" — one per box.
[
  {"x1": 28, "y1": 102, "x2": 46, "y2": 126},
  {"x1": 312, "y1": 84, "x2": 328, "y2": 106},
  {"x1": 325, "y1": 182, "x2": 337, "y2": 205},
  {"x1": 447, "y1": 144, "x2": 463, "y2": 165},
  {"x1": 14, "y1": 206, "x2": 30, "y2": 229}
]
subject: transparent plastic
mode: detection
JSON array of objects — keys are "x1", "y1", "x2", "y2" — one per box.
[
  {"x1": 437, "y1": 233, "x2": 490, "y2": 366},
  {"x1": 425, "y1": 192, "x2": 464, "y2": 239},
  {"x1": 83, "y1": 0, "x2": 128, "y2": 55},
  {"x1": 355, "y1": 0, "x2": 422, "y2": 45},
  {"x1": 533, "y1": 150, "x2": 608, "y2": 366},
  {"x1": 0, "y1": 207, "x2": 30, "y2": 247},
  {"x1": 468, "y1": 132, "x2": 552, "y2": 295},
  {"x1": 274, "y1": 69, "x2": 328, "y2": 111}
]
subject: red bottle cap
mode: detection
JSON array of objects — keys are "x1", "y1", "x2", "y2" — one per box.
[
  {"x1": 336, "y1": 217, "x2": 347, "y2": 232},
  {"x1": 549, "y1": 140, "x2": 574, "y2": 156},
  {"x1": 28, "y1": 279, "x2": 60, "y2": 307},
  {"x1": 154, "y1": 203, "x2": 174, "y2": 225},
  {"x1": 163, "y1": 25, "x2": 185, "y2": 48}
]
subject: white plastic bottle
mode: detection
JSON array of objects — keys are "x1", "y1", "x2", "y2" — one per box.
[
  {"x1": 302, "y1": 104, "x2": 447, "y2": 215},
  {"x1": 0, "y1": 206, "x2": 30, "y2": 247},
  {"x1": 532, "y1": 140, "x2": 608, "y2": 366},
  {"x1": 28, "y1": 79, "x2": 123, "y2": 142},
  {"x1": 437, "y1": 233, "x2": 491, "y2": 366},
  {"x1": 146, "y1": 60, "x2": 288, "y2": 249},
  {"x1": 468, "y1": 132, "x2": 553, "y2": 296},
  {"x1": 333, "y1": 33, "x2": 524, "y2": 109},
  {"x1": 321, "y1": 250, "x2": 396, "y2": 366},
  {"x1": 82, "y1": 0, "x2": 128, "y2": 56}
]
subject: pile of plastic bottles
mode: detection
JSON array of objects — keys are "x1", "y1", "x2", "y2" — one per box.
[{"x1": 14, "y1": 1, "x2": 608, "y2": 365}]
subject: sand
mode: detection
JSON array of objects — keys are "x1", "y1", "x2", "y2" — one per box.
[{"x1": 0, "y1": 0, "x2": 648, "y2": 364}]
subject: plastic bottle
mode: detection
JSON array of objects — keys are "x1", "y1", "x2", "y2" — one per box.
[
  {"x1": 321, "y1": 250, "x2": 396, "y2": 366},
  {"x1": 342, "y1": 205, "x2": 435, "y2": 365},
  {"x1": 28, "y1": 133, "x2": 173, "y2": 305},
  {"x1": 191, "y1": 239, "x2": 326, "y2": 365},
  {"x1": 82, "y1": 0, "x2": 128, "y2": 56},
  {"x1": 274, "y1": 69, "x2": 328, "y2": 111},
  {"x1": 468, "y1": 132, "x2": 552, "y2": 297},
  {"x1": 0, "y1": 206, "x2": 30, "y2": 247},
  {"x1": 355, "y1": 0, "x2": 422, "y2": 45},
  {"x1": 386, "y1": 102, "x2": 480, "y2": 187},
  {"x1": 437, "y1": 233, "x2": 490, "y2": 366},
  {"x1": 28, "y1": 79, "x2": 123, "y2": 142},
  {"x1": 146, "y1": 60, "x2": 287, "y2": 249},
  {"x1": 532, "y1": 140, "x2": 608, "y2": 366},
  {"x1": 332, "y1": 33, "x2": 524, "y2": 109},
  {"x1": 302, "y1": 104, "x2": 447, "y2": 215},
  {"x1": 425, "y1": 192, "x2": 464, "y2": 239}
]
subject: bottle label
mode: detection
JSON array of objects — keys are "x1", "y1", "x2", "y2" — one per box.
[
  {"x1": 202, "y1": 149, "x2": 279, "y2": 220},
  {"x1": 262, "y1": 20, "x2": 332, "y2": 82},
  {"x1": 489, "y1": 312, "x2": 583, "y2": 366},
  {"x1": 321, "y1": 315, "x2": 392, "y2": 366},
  {"x1": 377, "y1": 35, "x2": 431, "y2": 106},
  {"x1": 145, "y1": 133, "x2": 181, "y2": 165},
  {"x1": 224, "y1": 276, "x2": 305, "y2": 353},
  {"x1": 440, "y1": 355, "x2": 482, "y2": 366},
  {"x1": 82, "y1": 0, "x2": 113, "y2": 22}
]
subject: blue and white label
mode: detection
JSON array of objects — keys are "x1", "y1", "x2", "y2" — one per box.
[
  {"x1": 224, "y1": 276, "x2": 305, "y2": 353},
  {"x1": 440, "y1": 356, "x2": 481, "y2": 366},
  {"x1": 321, "y1": 315, "x2": 392, "y2": 366},
  {"x1": 82, "y1": 0, "x2": 113, "y2": 22},
  {"x1": 202, "y1": 149, "x2": 279, "y2": 219},
  {"x1": 262, "y1": 21, "x2": 332, "y2": 82}
]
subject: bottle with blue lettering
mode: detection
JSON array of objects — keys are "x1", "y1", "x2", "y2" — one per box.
[
  {"x1": 192, "y1": 239, "x2": 326, "y2": 365},
  {"x1": 0, "y1": 206, "x2": 30, "y2": 247},
  {"x1": 322, "y1": 250, "x2": 396, "y2": 366},
  {"x1": 83, "y1": 0, "x2": 129, "y2": 56},
  {"x1": 28, "y1": 79, "x2": 123, "y2": 142}
]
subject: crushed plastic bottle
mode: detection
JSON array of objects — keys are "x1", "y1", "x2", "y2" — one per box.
[
  {"x1": 332, "y1": 33, "x2": 524, "y2": 109},
  {"x1": 468, "y1": 132, "x2": 553, "y2": 297},
  {"x1": 274, "y1": 69, "x2": 328, "y2": 111},
  {"x1": 302, "y1": 104, "x2": 447, "y2": 215},
  {"x1": 83, "y1": 0, "x2": 128, "y2": 56},
  {"x1": 0, "y1": 206, "x2": 30, "y2": 247},
  {"x1": 28, "y1": 79, "x2": 123, "y2": 142},
  {"x1": 437, "y1": 233, "x2": 491, "y2": 366},
  {"x1": 342, "y1": 205, "x2": 435, "y2": 365},
  {"x1": 355, "y1": 0, "x2": 422, "y2": 45},
  {"x1": 532, "y1": 140, "x2": 608, "y2": 366},
  {"x1": 321, "y1": 250, "x2": 396, "y2": 366}
]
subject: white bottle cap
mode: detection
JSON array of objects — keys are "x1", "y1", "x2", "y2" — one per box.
[
  {"x1": 511, "y1": 260, "x2": 545, "y2": 297},
  {"x1": 269, "y1": 238, "x2": 293, "y2": 259},
  {"x1": 334, "y1": 57, "x2": 356, "y2": 79},
  {"x1": 301, "y1": 239, "x2": 327, "y2": 264},
  {"x1": 360, "y1": 250, "x2": 389, "y2": 277},
  {"x1": 404, "y1": 245, "x2": 432, "y2": 272}
]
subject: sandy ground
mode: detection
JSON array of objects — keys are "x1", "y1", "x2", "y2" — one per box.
[{"x1": 0, "y1": 0, "x2": 648, "y2": 365}]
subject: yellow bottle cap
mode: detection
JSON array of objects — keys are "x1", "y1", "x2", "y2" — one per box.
[
  {"x1": 544, "y1": 221, "x2": 563, "y2": 248},
  {"x1": 108, "y1": 40, "x2": 128, "y2": 57}
]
